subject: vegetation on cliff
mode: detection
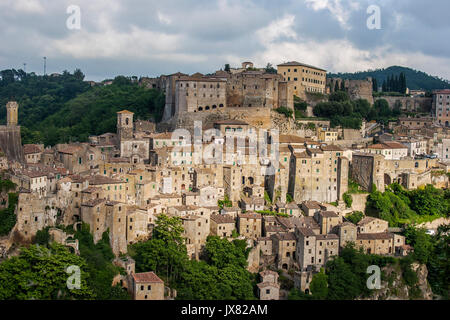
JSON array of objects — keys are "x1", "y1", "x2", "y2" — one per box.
[
  {"x1": 0, "y1": 179, "x2": 18, "y2": 236},
  {"x1": 313, "y1": 91, "x2": 400, "y2": 129},
  {"x1": 129, "y1": 214, "x2": 257, "y2": 300},
  {"x1": 0, "y1": 243, "x2": 94, "y2": 300},
  {"x1": 366, "y1": 183, "x2": 450, "y2": 227}
]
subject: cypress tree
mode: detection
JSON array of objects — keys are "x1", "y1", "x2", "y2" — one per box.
[
  {"x1": 335, "y1": 81, "x2": 340, "y2": 92},
  {"x1": 340, "y1": 80, "x2": 345, "y2": 91},
  {"x1": 372, "y1": 78, "x2": 378, "y2": 92},
  {"x1": 401, "y1": 72, "x2": 407, "y2": 94},
  {"x1": 382, "y1": 80, "x2": 387, "y2": 92}
]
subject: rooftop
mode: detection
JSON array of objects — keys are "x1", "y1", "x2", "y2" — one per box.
[
  {"x1": 132, "y1": 272, "x2": 164, "y2": 284},
  {"x1": 277, "y1": 61, "x2": 326, "y2": 72}
]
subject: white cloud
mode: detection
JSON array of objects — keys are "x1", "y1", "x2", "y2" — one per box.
[
  {"x1": 305, "y1": 0, "x2": 361, "y2": 29},
  {"x1": 254, "y1": 16, "x2": 450, "y2": 80},
  {"x1": 157, "y1": 11, "x2": 172, "y2": 25},
  {"x1": 0, "y1": 0, "x2": 45, "y2": 14},
  {"x1": 46, "y1": 24, "x2": 209, "y2": 64},
  {"x1": 256, "y1": 14, "x2": 297, "y2": 45}
]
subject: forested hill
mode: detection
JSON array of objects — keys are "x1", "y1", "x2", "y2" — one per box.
[
  {"x1": 0, "y1": 69, "x2": 165, "y2": 146},
  {"x1": 328, "y1": 66, "x2": 450, "y2": 91}
]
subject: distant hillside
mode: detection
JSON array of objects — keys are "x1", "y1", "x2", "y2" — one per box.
[
  {"x1": 0, "y1": 70, "x2": 165, "y2": 146},
  {"x1": 328, "y1": 66, "x2": 450, "y2": 91}
]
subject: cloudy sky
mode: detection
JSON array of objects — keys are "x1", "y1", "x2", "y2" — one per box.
[{"x1": 1, "y1": 0, "x2": 449, "y2": 81}]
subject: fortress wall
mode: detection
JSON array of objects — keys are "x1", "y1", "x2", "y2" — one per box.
[
  {"x1": 0, "y1": 126, "x2": 24, "y2": 163},
  {"x1": 374, "y1": 96, "x2": 432, "y2": 113}
]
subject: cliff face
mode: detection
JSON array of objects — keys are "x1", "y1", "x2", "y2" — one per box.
[
  {"x1": 365, "y1": 262, "x2": 433, "y2": 300},
  {"x1": 0, "y1": 126, "x2": 24, "y2": 163}
]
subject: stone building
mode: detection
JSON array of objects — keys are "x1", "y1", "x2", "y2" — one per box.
[
  {"x1": 277, "y1": 61, "x2": 327, "y2": 97},
  {"x1": 237, "y1": 213, "x2": 262, "y2": 239},
  {"x1": 337, "y1": 222, "x2": 357, "y2": 248},
  {"x1": 314, "y1": 211, "x2": 342, "y2": 235},
  {"x1": 130, "y1": 272, "x2": 164, "y2": 300},
  {"x1": 356, "y1": 232, "x2": 405, "y2": 255},
  {"x1": 314, "y1": 234, "x2": 339, "y2": 267},
  {"x1": 433, "y1": 89, "x2": 450, "y2": 126},
  {"x1": 23, "y1": 144, "x2": 43, "y2": 164},
  {"x1": 271, "y1": 232, "x2": 297, "y2": 270},
  {"x1": 182, "y1": 215, "x2": 210, "y2": 259},
  {"x1": 288, "y1": 146, "x2": 349, "y2": 203},
  {"x1": 257, "y1": 270, "x2": 280, "y2": 300},
  {"x1": 210, "y1": 214, "x2": 236, "y2": 238},
  {"x1": 357, "y1": 217, "x2": 389, "y2": 234},
  {"x1": 295, "y1": 227, "x2": 317, "y2": 272}
]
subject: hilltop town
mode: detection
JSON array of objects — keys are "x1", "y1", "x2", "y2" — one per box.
[{"x1": 0, "y1": 61, "x2": 449, "y2": 300}]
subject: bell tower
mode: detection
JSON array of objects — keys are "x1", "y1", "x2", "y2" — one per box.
[
  {"x1": 117, "y1": 110, "x2": 134, "y2": 141},
  {"x1": 6, "y1": 101, "x2": 19, "y2": 127}
]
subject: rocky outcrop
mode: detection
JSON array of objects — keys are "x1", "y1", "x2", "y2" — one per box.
[
  {"x1": 365, "y1": 262, "x2": 433, "y2": 300},
  {"x1": 418, "y1": 217, "x2": 450, "y2": 230}
]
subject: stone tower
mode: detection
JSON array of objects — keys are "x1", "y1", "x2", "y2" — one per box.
[
  {"x1": 117, "y1": 110, "x2": 134, "y2": 141},
  {"x1": 6, "y1": 101, "x2": 19, "y2": 126},
  {"x1": 0, "y1": 101, "x2": 24, "y2": 162}
]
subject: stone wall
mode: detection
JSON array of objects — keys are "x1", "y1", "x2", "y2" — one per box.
[
  {"x1": 328, "y1": 78, "x2": 374, "y2": 105},
  {"x1": 0, "y1": 126, "x2": 24, "y2": 163},
  {"x1": 350, "y1": 193, "x2": 369, "y2": 212},
  {"x1": 374, "y1": 96, "x2": 432, "y2": 113}
]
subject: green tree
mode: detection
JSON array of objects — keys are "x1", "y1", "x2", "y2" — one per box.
[
  {"x1": 310, "y1": 269, "x2": 328, "y2": 299},
  {"x1": 334, "y1": 81, "x2": 339, "y2": 92},
  {"x1": 0, "y1": 243, "x2": 94, "y2": 300},
  {"x1": 204, "y1": 236, "x2": 249, "y2": 269},
  {"x1": 326, "y1": 257, "x2": 361, "y2": 300},
  {"x1": 345, "y1": 211, "x2": 364, "y2": 224},
  {"x1": 265, "y1": 63, "x2": 277, "y2": 74},
  {"x1": 153, "y1": 214, "x2": 185, "y2": 246}
]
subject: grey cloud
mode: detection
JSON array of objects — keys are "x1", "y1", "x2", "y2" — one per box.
[{"x1": 0, "y1": 0, "x2": 449, "y2": 81}]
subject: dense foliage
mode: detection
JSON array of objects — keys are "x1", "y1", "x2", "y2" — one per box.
[
  {"x1": 313, "y1": 91, "x2": 399, "y2": 129},
  {"x1": 74, "y1": 224, "x2": 130, "y2": 300},
  {"x1": 289, "y1": 243, "x2": 395, "y2": 300},
  {"x1": 275, "y1": 107, "x2": 293, "y2": 118},
  {"x1": 129, "y1": 214, "x2": 257, "y2": 300},
  {"x1": 328, "y1": 66, "x2": 450, "y2": 91},
  {"x1": 0, "y1": 69, "x2": 165, "y2": 146},
  {"x1": 345, "y1": 211, "x2": 364, "y2": 224},
  {"x1": 0, "y1": 243, "x2": 94, "y2": 300},
  {"x1": 366, "y1": 183, "x2": 449, "y2": 227},
  {"x1": 0, "y1": 192, "x2": 18, "y2": 236},
  {"x1": 404, "y1": 225, "x2": 450, "y2": 299}
]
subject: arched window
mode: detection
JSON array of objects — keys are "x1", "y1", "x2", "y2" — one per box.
[
  {"x1": 198, "y1": 107, "x2": 203, "y2": 111},
  {"x1": 212, "y1": 105, "x2": 217, "y2": 109},
  {"x1": 125, "y1": 118, "x2": 129, "y2": 125},
  {"x1": 219, "y1": 104, "x2": 224, "y2": 108},
  {"x1": 205, "y1": 106, "x2": 210, "y2": 110}
]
